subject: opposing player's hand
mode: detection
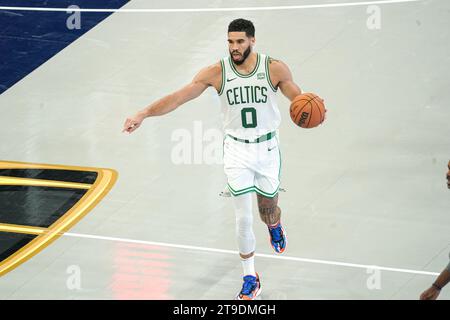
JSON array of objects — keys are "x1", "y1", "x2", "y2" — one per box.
[
  {"x1": 447, "y1": 160, "x2": 450, "y2": 189},
  {"x1": 420, "y1": 286, "x2": 440, "y2": 300},
  {"x1": 122, "y1": 113, "x2": 145, "y2": 134}
]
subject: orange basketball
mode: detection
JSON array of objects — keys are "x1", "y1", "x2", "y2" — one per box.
[{"x1": 290, "y1": 93, "x2": 326, "y2": 128}]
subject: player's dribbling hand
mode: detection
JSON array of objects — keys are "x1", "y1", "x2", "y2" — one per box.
[
  {"x1": 321, "y1": 98, "x2": 327, "y2": 122},
  {"x1": 122, "y1": 113, "x2": 145, "y2": 134}
]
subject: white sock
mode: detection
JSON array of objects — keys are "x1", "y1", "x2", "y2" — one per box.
[{"x1": 241, "y1": 255, "x2": 256, "y2": 277}]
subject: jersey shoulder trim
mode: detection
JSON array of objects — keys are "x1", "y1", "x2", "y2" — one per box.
[{"x1": 265, "y1": 55, "x2": 278, "y2": 92}]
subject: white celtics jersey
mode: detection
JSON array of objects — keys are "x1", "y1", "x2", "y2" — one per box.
[{"x1": 218, "y1": 53, "x2": 281, "y2": 140}]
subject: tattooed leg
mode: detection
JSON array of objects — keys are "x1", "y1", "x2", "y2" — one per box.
[{"x1": 257, "y1": 193, "x2": 281, "y2": 226}]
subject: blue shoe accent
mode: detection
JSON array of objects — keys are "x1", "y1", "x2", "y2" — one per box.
[
  {"x1": 236, "y1": 273, "x2": 261, "y2": 300},
  {"x1": 268, "y1": 222, "x2": 287, "y2": 253}
]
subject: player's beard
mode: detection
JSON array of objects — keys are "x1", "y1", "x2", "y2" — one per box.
[{"x1": 230, "y1": 46, "x2": 252, "y2": 65}]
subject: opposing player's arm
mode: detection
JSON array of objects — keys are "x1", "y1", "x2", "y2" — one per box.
[
  {"x1": 268, "y1": 58, "x2": 302, "y2": 102},
  {"x1": 123, "y1": 63, "x2": 221, "y2": 133},
  {"x1": 447, "y1": 160, "x2": 450, "y2": 189}
]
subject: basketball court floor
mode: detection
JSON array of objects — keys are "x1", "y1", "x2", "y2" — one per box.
[{"x1": 0, "y1": 0, "x2": 449, "y2": 299}]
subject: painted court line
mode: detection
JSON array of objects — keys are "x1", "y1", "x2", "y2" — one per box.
[
  {"x1": 0, "y1": 0, "x2": 423, "y2": 13},
  {"x1": 64, "y1": 232, "x2": 440, "y2": 276}
]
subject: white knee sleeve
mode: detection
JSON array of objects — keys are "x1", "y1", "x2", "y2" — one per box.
[{"x1": 232, "y1": 193, "x2": 255, "y2": 255}]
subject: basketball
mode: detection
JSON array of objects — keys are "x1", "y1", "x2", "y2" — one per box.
[{"x1": 290, "y1": 93, "x2": 326, "y2": 128}]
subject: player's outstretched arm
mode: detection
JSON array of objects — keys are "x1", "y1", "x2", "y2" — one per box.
[
  {"x1": 268, "y1": 58, "x2": 302, "y2": 102},
  {"x1": 122, "y1": 63, "x2": 220, "y2": 134}
]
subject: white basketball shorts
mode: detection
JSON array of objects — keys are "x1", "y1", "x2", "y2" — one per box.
[{"x1": 223, "y1": 134, "x2": 281, "y2": 198}]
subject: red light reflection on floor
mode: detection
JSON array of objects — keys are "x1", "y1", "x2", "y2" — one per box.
[{"x1": 110, "y1": 242, "x2": 173, "y2": 299}]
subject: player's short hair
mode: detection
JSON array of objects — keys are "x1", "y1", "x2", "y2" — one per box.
[{"x1": 228, "y1": 19, "x2": 255, "y2": 38}]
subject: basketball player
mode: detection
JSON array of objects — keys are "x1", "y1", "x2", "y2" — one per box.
[
  {"x1": 123, "y1": 19, "x2": 322, "y2": 300},
  {"x1": 419, "y1": 160, "x2": 450, "y2": 300}
]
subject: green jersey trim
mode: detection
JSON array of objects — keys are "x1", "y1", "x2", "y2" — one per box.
[
  {"x1": 227, "y1": 182, "x2": 280, "y2": 198},
  {"x1": 218, "y1": 59, "x2": 226, "y2": 96},
  {"x1": 228, "y1": 53, "x2": 261, "y2": 78},
  {"x1": 227, "y1": 184, "x2": 255, "y2": 196},
  {"x1": 266, "y1": 56, "x2": 278, "y2": 92},
  {"x1": 227, "y1": 184, "x2": 280, "y2": 198},
  {"x1": 254, "y1": 185, "x2": 280, "y2": 198}
]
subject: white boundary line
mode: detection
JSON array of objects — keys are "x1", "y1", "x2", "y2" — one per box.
[
  {"x1": 0, "y1": 0, "x2": 423, "y2": 13},
  {"x1": 64, "y1": 232, "x2": 440, "y2": 276}
]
